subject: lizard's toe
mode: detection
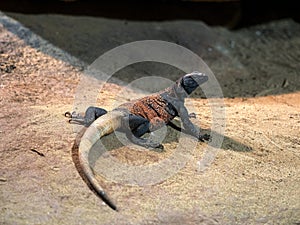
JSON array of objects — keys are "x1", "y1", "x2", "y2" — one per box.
[
  {"x1": 65, "y1": 111, "x2": 72, "y2": 118},
  {"x1": 156, "y1": 144, "x2": 164, "y2": 150},
  {"x1": 188, "y1": 113, "x2": 197, "y2": 119},
  {"x1": 199, "y1": 134, "x2": 211, "y2": 142},
  {"x1": 151, "y1": 143, "x2": 164, "y2": 152},
  {"x1": 146, "y1": 142, "x2": 164, "y2": 151}
]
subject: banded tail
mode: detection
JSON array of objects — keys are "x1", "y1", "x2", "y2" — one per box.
[{"x1": 78, "y1": 110, "x2": 125, "y2": 211}]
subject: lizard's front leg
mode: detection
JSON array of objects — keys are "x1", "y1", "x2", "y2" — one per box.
[
  {"x1": 163, "y1": 96, "x2": 210, "y2": 142},
  {"x1": 178, "y1": 106, "x2": 210, "y2": 142}
]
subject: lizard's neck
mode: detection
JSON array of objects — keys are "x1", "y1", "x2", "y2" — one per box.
[{"x1": 161, "y1": 85, "x2": 186, "y2": 102}]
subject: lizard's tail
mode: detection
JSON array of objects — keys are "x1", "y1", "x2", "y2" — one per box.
[{"x1": 78, "y1": 110, "x2": 125, "y2": 211}]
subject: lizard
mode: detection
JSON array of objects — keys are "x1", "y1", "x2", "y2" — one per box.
[{"x1": 65, "y1": 71, "x2": 210, "y2": 211}]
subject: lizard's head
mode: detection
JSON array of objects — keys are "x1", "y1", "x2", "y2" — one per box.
[{"x1": 176, "y1": 71, "x2": 208, "y2": 96}]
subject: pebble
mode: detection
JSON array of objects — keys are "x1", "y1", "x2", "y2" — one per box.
[
  {"x1": 51, "y1": 166, "x2": 60, "y2": 171},
  {"x1": 256, "y1": 217, "x2": 268, "y2": 223},
  {"x1": 0, "y1": 177, "x2": 7, "y2": 182}
]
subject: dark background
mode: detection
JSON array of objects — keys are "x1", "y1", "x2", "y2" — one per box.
[{"x1": 0, "y1": 0, "x2": 299, "y2": 29}]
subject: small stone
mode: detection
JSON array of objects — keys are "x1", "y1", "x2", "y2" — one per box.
[
  {"x1": 256, "y1": 217, "x2": 268, "y2": 223},
  {"x1": 255, "y1": 30, "x2": 262, "y2": 36},
  {"x1": 0, "y1": 177, "x2": 7, "y2": 182},
  {"x1": 282, "y1": 78, "x2": 289, "y2": 88},
  {"x1": 51, "y1": 166, "x2": 60, "y2": 171}
]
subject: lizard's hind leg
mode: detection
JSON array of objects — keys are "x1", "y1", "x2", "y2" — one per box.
[
  {"x1": 84, "y1": 106, "x2": 108, "y2": 126},
  {"x1": 65, "y1": 106, "x2": 107, "y2": 127},
  {"x1": 124, "y1": 114, "x2": 163, "y2": 150}
]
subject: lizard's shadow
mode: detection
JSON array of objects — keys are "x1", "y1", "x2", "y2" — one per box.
[{"x1": 71, "y1": 124, "x2": 253, "y2": 185}]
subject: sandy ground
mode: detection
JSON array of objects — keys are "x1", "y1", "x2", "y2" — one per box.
[{"x1": 0, "y1": 12, "x2": 300, "y2": 224}]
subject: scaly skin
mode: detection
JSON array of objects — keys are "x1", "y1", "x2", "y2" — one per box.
[
  {"x1": 78, "y1": 110, "x2": 126, "y2": 210},
  {"x1": 66, "y1": 72, "x2": 210, "y2": 211}
]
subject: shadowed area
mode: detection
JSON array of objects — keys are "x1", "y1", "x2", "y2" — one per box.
[{"x1": 2, "y1": 12, "x2": 300, "y2": 98}]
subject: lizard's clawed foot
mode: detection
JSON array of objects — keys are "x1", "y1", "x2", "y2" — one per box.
[
  {"x1": 198, "y1": 133, "x2": 211, "y2": 142},
  {"x1": 65, "y1": 111, "x2": 80, "y2": 118},
  {"x1": 142, "y1": 141, "x2": 164, "y2": 152},
  {"x1": 127, "y1": 133, "x2": 164, "y2": 151},
  {"x1": 188, "y1": 113, "x2": 197, "y2": 119},
  {"x1": 151, "y1": 143, "x2": 164, "y2": 152},
  {"x1": 64, "y1": 111, "x2": 85, "y2": 125}
]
